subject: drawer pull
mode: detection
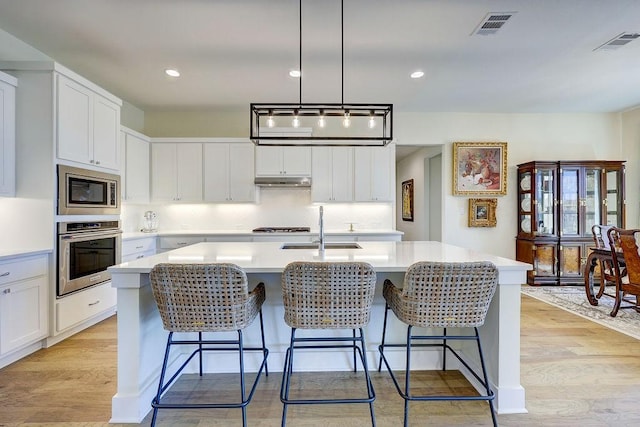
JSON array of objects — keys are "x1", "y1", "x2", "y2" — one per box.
[
  {"x1": 0, "y1": 271, "x2": 10, "y2": 277},
  {"x1": 136, "y1": 255, "x2": 145, "y2": 259},
  {"x1": 135, "y1": 245, "x2": 144, "y2": 249},
  {"x1": 177, "y1": 242, "x2": 188, "y2": 246},
  {"x1": 88, "y1": 300, "x2": 100, "y2": 306}
]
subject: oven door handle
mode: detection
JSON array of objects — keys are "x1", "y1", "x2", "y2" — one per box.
[{"x1": 60, "y1": 230, "x2": 122, "y2": 240}]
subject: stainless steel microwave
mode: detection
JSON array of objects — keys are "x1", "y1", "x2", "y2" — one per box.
[{"x1": 58, "y1": 165, "x2": 121, "y2": 215}]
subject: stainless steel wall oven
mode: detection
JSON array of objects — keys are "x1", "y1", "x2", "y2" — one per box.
[{"x1": 57, "y1": 220, "x2": 122, "y2": 297}]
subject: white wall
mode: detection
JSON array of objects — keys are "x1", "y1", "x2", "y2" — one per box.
[
  {"x1": 621, "y1": 107, "x2": 640, "y2": 228},
  {"x1": 396, "y1": 145, "x2": 442, "y2": 241},
  {"x1": 394, "y1": 112, "x2": 623, "y2": 258}
]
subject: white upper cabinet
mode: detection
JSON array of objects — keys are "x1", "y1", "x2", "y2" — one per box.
[
  {"x1": 0, "y1": 71, "x2": 16, "y2": 197},
  {"x1": 255, "y1": 146, "x2": 311, "y2": 176},
  {"x1": 354, "y1": 144, "x2": 395, "y2": 202},
  {"x1": 311, "y1": 146, "x2": 353, "y2": 202},
  {"x1": 151, "y1": 142, "x2": 203, "y2": 202},
  {"x1": 57, "y1": 74, "x2": 120, "y2": 171},
  {"x1": 121, "y1": 127, "x2": 150, "y2": 204},
  {"x1": 204, "y1": 142, "x2": 255, "y2": 202}
]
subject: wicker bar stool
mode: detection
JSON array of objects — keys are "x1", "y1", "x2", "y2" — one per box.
[
  {"x1": 378, "y1": 261, "x2": 499, "y2": 427},
  {"x1": 149, "y1": 263, "x2": 269, "y2": 427},
  {"x1": 280, "y1": 261, "x2": 377, "y2": 427}
]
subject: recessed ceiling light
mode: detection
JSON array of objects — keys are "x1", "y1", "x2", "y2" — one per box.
[
  {"x1": 289, "y1": 70, "x2": 301, "y2": 78},
  {"x1": 410, "y1": 71, "x2": 424, "y2": 79},
  {"x1": 165, "y1": 69, "x2": 180, "y2": 77}
]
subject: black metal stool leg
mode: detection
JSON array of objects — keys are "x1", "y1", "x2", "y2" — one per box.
[
  {"x1": 258, "y1": 309, "x2": 269, "y2": 376},
  {"x1": 475, "y1": 327, "x2": 498, "y2": 427},
  {"x1": 442, "y1": 327, "x2": 447, "y2": 371},
  {"x1": 198, "y1": 332, "x2": 203, "y2": 376},
  {"x1": 238, "y1": 330, "x2": 247, "y2": 427},
  {"x1": 280, "y1": 328, "x2": 297, "y2": 427},
  {"x1": 378, "y1": 303, "x2": 390, "y2": 372},
  {"x1": 404, "y1": 325, "x2": 413, "y2": 427},
  {"x1": 358, "y1": 328, "x2": 377, "y2": 427},
  {"x1": 151, "y1": 332, "x2": 173, "y2": 427},
  {"x1": 352, "y1": 329, "x2": 357, "y2": 372}
]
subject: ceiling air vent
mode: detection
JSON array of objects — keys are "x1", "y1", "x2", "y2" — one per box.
[
  {"x1": 472, "y1": 12, "x2": 516, "y2": 36},
  {"x1": 595, "y1": 32, "x2": 640, "y2": 50}
]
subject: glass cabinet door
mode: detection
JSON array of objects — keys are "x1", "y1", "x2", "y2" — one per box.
[
  {"x1": 560, "y1": 168, "x2": 579, "y2": 236},
  {"x1": 534, "y1": 168, "x2": 555, "y2": 235},
  {"x1": 605, "y1": 168, "x2": 623, "y2": 226},
  {"x1": 518, "y1": 170, "x2": 533, "y2": 235},
  {"x1": 583, "y1": 168, "x2": 602, "y2": 234}
]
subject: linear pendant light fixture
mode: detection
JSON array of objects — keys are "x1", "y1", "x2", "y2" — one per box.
[{"x1": 250, "y1": 0, "x2": 392, "y2": 146}]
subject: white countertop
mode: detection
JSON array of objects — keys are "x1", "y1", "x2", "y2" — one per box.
[
  {"x1": 0, "y1": 247, "x2": 52, "y2": 261},
  {"x1": 109, "y1": 240, "x2": 531, "y2": 278},
  {"x1": 122, "y1": 229, "x2": 403, "y2": 240}
]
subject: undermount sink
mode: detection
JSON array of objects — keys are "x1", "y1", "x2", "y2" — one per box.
[{"x1": 280, "y1": 242, "x2": 362, "y2": 250}]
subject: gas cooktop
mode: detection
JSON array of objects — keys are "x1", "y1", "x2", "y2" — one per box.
[{"x1": 252, "y1": 227, "x2": 311, "y2": 233}]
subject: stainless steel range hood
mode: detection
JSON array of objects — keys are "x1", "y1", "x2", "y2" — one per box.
[{"x1": 254, "y1": 176, "x2": 311, "y2": 187}]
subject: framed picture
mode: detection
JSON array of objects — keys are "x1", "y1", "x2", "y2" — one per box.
[
  {"x1": 468, "y1": 198, "x2": 497, "y2": 227},
  {"x1": 453, "y1": 142, "x2": 507, "y2": 196},
  {"x1": 402, "y1": 179, "x2": 414, "y2": 221}
]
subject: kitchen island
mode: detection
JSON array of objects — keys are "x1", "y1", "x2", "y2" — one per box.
[{"x1": 109, "y1": 241, "x2": 531, "y2": 423}]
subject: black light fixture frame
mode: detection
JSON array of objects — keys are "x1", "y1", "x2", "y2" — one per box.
[{"x1": 250, "y1": 0, "x2": 393, "y2": 147}]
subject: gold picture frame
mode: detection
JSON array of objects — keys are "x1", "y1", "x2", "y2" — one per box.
[
  {"x1": 469, "y1": 198, "x2": 497, "y2": 227},
  {"x1": 401, "y1": 179, "x2": 414, "y2": 221},
  {"x1": 453, "y1": 142, "x2": 507, "y2": 196}
]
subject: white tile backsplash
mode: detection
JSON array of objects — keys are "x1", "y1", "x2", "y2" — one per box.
[{"x1": 121, "y1": 187, "x2": 394, "y2": 233}]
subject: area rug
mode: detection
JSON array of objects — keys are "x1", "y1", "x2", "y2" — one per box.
[{"x1": 520, "y1": 285, "x2": 640, "y2": 340}]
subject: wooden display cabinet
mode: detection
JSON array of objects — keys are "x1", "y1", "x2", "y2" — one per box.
[{"x1": 516, "y1": 160, "x2": 625, "y2": 285}]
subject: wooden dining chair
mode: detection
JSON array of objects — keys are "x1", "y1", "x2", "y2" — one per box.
[
  {"x1": 607, "y1": 228, "x2": 640, "y2": 317},
  {"x1": 591, "y1": 224, "x2": 617, "y2": 297}
]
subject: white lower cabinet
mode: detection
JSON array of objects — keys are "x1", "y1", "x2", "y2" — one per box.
[
  {"x1": 0, "y1": 254, "x2": 48, "y2": 356},
  {"x1": 158, "y1": 236, "x2": 206, "y2": 252},
  {"x1": 55, "y1": 281, "x2": 116, "y2": 333},
  {"x1": 122, "y1": 236, "x2": 157, "y2": 261}
]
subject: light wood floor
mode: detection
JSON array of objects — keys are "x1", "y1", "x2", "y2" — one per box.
[{"x1": 2, "y1": 292, "x2": 640, "y2": 426}]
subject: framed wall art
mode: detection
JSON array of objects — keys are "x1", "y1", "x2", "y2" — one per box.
[
  {"x1": 401, "y1": 179, "x2": 414, "y2": 221},
  {"x1": 453, "y1": 142, "x2": 507, "y2": 196},
  {"x1": 468, "y1": 198, "x2": 497, "y2": 227}
]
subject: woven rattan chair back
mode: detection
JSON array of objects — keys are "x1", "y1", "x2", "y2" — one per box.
[
  {"x1": 150, "y1": 263, "x2": 259, "y2": 333},
  {"x1": 282, "y1": 261, "x2": 377, "y2": 329},
  {"x1": 397, "y1": 261, "x2": 498, "y2": 328}
]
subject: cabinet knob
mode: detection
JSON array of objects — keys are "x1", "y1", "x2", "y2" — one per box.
[
  {"x1": 2, "y1": 288, "x2": 10, "y2": 294},
  {"x1": 90, "y1": 159, "x2": 95, "y2": 164},
  {"x1": 96, "y1": 160, "x2": 101, "y2": 165}
]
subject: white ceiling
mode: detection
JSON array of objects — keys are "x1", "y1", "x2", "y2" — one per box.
[{"x1": 0, "y1": 0, "x2": 640, "y2": 114}]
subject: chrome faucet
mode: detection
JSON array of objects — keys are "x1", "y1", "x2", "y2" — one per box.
[{"x1": 318, "y1": 206, "x2": 325, "y2": 251}]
